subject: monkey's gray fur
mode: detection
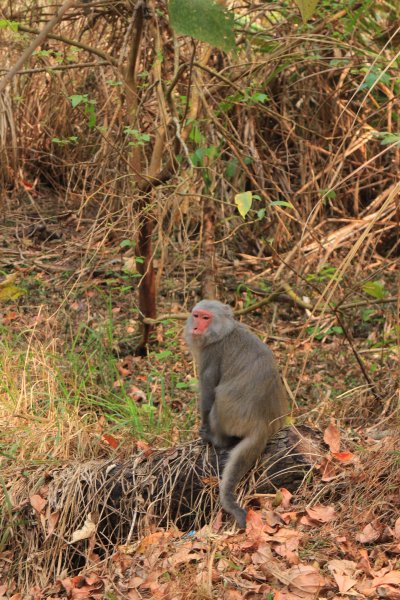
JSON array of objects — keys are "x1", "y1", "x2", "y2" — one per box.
[{"x1": 185, "y1": 299, "x2": 289, "y2": 528}]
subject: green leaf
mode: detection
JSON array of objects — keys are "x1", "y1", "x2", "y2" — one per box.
[
  {"x1": 294, "y1": 0, "x2": 319, "y2": 22},
  {"x1": 376, "y1": 132, "x2": 400, "y2": 147},
  {"x1": 169, "y1": 0, "x2": 235, "y2": 52},
  {"x1": 270, "y1": 200, "x2": 294, "y2": 209},
  {"x1": 189, "y1": 123, "x2": 204, "y2": 144},
  {"x1": 176, "y1": 382, "x2": 190, "y2": 389},
  {"x1": 120, "y1": 239, "x2": 135, "y2": 249},
  {"x1": 154, "y1": 350, "x2": 173, "y2": 360},
  {"x1": 0, "y1": 20, "x2": 19, "y2": 32},
  {"x1": 331, "y1": 326, "x2": 343, "y2": 334},
  {"x1": 362, "y1": 281, "x2": 387, "y2": 300},
  {"x1": 234, "y1": 191, "x2": 252, "y2": 218},
  {"x1": 69, "y1": 94, "x2": 86, "y2": 108},
  {"x1": 225, "y1": 159, "x2": 238, "y2": 179},
  {"x1": 248, "y1": 91, "x2": 269, "y2": 104}
]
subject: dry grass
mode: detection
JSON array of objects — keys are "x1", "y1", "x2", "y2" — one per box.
[{"x1": 2, "y1": 426, "x2": 326, "y2": 590}]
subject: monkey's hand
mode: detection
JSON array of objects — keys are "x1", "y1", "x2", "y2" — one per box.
[{"x1": 199, "y1": 423, "x2": 213, "y2": 445}]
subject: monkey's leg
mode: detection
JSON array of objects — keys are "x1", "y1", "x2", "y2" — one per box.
[
  {"x1": 220, "y1": 432, "x2": 267, "y2": 529},
  {"x1": 208, "y1": 406, "x2": 239, "y2": 448}
]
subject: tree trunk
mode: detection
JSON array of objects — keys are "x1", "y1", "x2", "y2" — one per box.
[{"x1": 136, "y1": 210, "x2": 157, "y2": 353}]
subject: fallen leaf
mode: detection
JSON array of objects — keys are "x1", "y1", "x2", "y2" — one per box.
[
  {"x1": 253, "y1": 544, "x2": 291, "y2": 586},
  {"x1": 2, "y1": 311, "x2": 18, "y2": 323},
  {"x1": 372, "y1": 571, "x2": 400, "y2": 587},
  {"x1": 394, "y1": 517, "x2": 400, "y2": 540},
  {"x1": 356, "y1": 522, "x2": 381, "y2": 544},
  {"x1": 47, "y1": 511, "x2": 59, "y2": 537},
  {"x1": 0, "y1": 273, "x2": 18, "y2": 287},
  {"x1": 29, "y1": 494, "x2": 47, "y2": 514},
  {"x1": 0, "y1": 283, "x2": 25, "y2": 301},
  {"x1": 331, "y1": 451, "x2": 355, "y2": 462},
  {"x1": 138, "y1": 531, "x2": 170, "y2": 552},
  {"x1": 280, "y1": 488, "x2": 293, "y2": 508},
  {"x1": 136, "y1": 440, "x2": 153, "y2": 456},
  {"x1": 224, "y1": 590, "x2": 243, "y2": 600},
  {"x1": 167, "y1": 550, "x2": 200, "y2": 567},
  {"x1": 264, "y1": 510, "x2": 286, "y2": 527},
  {"x1": 306, "y1": 505, "x2": 336, "y2": 524},
  {"x1": 118, "y1": 365, "x2": 131, "y2": 377},
  {"x1": 376, "y1": 585, "x2": 400, "y2": 599},
  {"x1": 102, "y1": 433, "x2": 119, "y2": 449},
  {"x1": 327, "y1": 559, "x2": 358, "y2": 593},
  {"x1": 123, "y1": 256, "x2": 138, "y2": 274},
  {"x1": 318, "y1": 457, "x2": 339, "y2": 481},
  {"x1": 246, "y1": 509, "x2": 265, "y2": 536},
  {"x1": 70, "y1": 514, "x2": 96, "y2": 543},
  {"x1": 128, "y1": 385, "x2": 146, "y2": 402},
  {"x1": 324, "y1": 422, "x2": 340, "y2": 453},
  {"x1": 274, "y1": 533, "x2": 300, "y2": 565},
  {"x1": 288, "y1": 564, "x2": 327, "y2": 597},
  {"x1": 299, "y1": 515, "x2": 314, "y2": 527}
]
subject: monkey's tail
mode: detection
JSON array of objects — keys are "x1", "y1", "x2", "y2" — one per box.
[{"x1": 219, "y1": 431, "x2": 266, "y2": 529}]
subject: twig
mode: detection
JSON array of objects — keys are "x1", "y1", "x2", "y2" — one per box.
[
  {"x1": 334, "y1": 311, "x2": 382, "y2": 403},
  {"x1": 0, "y1": 1, "x2": 77, "y2": 93},
  {"x1": 0, "y1": 61, "x2": 109, "y2": 75},
  {"x1": 13, "y1": 23, "x2": 116, "y2": 66}
]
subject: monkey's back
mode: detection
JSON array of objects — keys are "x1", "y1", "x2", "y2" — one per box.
[{"x1": 214, "y1": 324, "x2": 288, "y2": 436}]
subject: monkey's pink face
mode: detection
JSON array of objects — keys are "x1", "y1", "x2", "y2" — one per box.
[{"x1": 190, "y1": 309, "x2": 213, "y2": 335}]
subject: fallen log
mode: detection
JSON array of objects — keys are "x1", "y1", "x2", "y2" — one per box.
[{"x1": 6, "y1": 425, "x2": 325, "y2": 587}]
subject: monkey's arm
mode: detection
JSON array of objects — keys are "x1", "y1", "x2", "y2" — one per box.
[{"x1": 199, "y1": 363, "x2": 220, "y2": 442}]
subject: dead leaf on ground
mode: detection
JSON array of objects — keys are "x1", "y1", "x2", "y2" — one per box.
[
  {"x1": 46, "y1": 511, "x2": 59, "y2": 537},
  {"x1": 245, "y1": 509, "x2": 268, "y2": 543},
  {"x1": 393, "y1": 517, "x2": 400, "y2": 540},
  {"x1": 101, "y1": 433, "x2": 119, "y2": 449},
  {"x1": 323, "y1": 422, "x2": 340, "y2": 453},
  {"x1": 372, "y1": 571, "x2": 400, "y2": 587},
  {"x1": 273, "y1": 487, "x2": 293, "y2": 509},
  {"x1": 253, "y1": 543, "x2": 291, "y2": 586},
  {"x1": 305, "y1": 505, "x2": 336, "y2": 524},
  {"x1": 128, "y1": 385, "x2": 147, "y2": 402},
  {"x1": 138, "y1": 531, "x2": 172, "y2": 552},
  {"x1": 273, "y1": 532, "x2": 300, "y2": 565},
  {"x1": 136, "y1": 439, "x2": 154, "y2": 456},
  {"x1": 70, "y1": 514, "x2": 97, "y2": 543},
  {"x1": 327, "y1": 559, "x2": 358, "y2": 593},
  {"x1": 331, "y1": 451, "x2": 355, "y2": 462},
  {"x1": 288, "y1": 564, "x2": 328, "y2": 598},
  {"x1": 29, "y1": 494, "x2": 47, "y2": 514},
  {"x1": 223, "y1": 589, "x2": 244, "y2": 600},
  {"x1": 356, "y1": 522, "x2": 381, "y2": 543},
  {"x1": 318, "y1": 457, "x2": 340, "y2": 481}
]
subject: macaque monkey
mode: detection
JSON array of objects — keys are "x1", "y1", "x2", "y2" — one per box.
[{"x1": 185, "y1": 299, "x2": 289, "y2": 528}]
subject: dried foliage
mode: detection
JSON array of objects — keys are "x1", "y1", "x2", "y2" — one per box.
[
  {"x1": 3, "y1": 427, "x2": 324, "y2": 589},
  {"x1": 1, "y1": 0, "x2": 399, "y2": 261}
]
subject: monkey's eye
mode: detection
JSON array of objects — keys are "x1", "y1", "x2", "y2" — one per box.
[{"x1": 202, "y1": 316, "x2": 210, "y2": 320}]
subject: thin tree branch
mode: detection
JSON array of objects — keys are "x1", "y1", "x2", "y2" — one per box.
[{"x1": 0, "y1": 1, "x2": 78, "y2": 93}]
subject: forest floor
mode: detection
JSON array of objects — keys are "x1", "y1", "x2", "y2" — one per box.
[{"x1": 0, "y1": 195, "x2": 399, "y2": 599}]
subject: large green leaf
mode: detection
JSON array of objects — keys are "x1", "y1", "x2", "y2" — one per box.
[
  {"x1": 235, "y1": 191, "x2": 252, "y2": 218},
  {"x1": 169, "y1": 0, "x2": 235, "y2": 52},
  {"x1": 294, "y1": 0, "x2": 319, "y2": 22}
]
